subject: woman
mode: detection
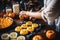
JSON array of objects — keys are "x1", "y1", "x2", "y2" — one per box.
[{"x1": 20, "y1": 0, "x2": 60, "y2": 32}]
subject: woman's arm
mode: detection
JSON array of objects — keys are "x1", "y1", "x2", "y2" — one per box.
[
  {"x1": 26, "y1": 11, "x2": 42, "y2": 19},
  {"x1": 20, "y1": 11, "x2": 43, "y2": 19}
]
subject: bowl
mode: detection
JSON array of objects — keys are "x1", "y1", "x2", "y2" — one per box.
[{"x1": 0, "y1": 17, "x2": 13, "y2": 29}]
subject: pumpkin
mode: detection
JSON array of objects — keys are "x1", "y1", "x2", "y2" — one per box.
[{"x1": 46, "y1": 30, "x2": 56, "y2": 39}]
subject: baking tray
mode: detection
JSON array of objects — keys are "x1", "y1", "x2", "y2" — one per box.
[{"x1": 0, "y1": 19, "x2": 60, "y2": 40}]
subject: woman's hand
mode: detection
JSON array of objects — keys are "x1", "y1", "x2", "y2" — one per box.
[
  {"x1": 19, "y1": 11, "x2": 29, "y2": 20},
  {"x1": 19, "y1": 11, "x2": 43, "y2": 20},
  {"x1": 19, "y1": 11, "x2": 27, "y2": 15}
]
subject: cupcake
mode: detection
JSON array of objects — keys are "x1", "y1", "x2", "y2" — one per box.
[
  {"x1": 17, "y1": 36, "x2": 25, "y2": 40},
  {"x1": 27, "y1": 27, "x2": 34, "y2": 32},
  {"x1": 15, "y1": 26, "x2": 22, "y2": 32},
  {"x1": 10, "y1": 32, "x2": 17, "y2": 39},
  {"x1": 1, "y1": 33, "x2": 9, "y2": 40},
  {"x1": 20, "y1": 29, "x2": 28, "y2": 35}
]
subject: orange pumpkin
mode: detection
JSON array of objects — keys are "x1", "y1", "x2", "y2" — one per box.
[
  {"x1": 46, "y1": 30, "x2": 56, "y2": 39},
  {"x1": 23, "y1": 14, "x2": 29, "y2": 18},
  {"x1": 8, "y1": 13, "x2": 15, "y2": 18},
  {"x1": 4, "y1": 13, "x2": 15, "y2": 18},
  {"x1": 32, "y1": 35, "x2": 43, "y2": 40},
  {"x1": 19, "y1": 14, "x2": 29, "y2": 21}
]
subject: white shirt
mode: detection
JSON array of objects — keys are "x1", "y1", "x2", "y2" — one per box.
[{"x1": 42, "y1": 0, "x2": 60, "y2": 25}]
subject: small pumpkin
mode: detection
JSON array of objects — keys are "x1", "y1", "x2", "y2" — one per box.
[
  {"x1": 4, "y1": 13, "x2": 15, "y2": 18},
  {"x1": 46, "y1": 30, "x2": 56, "y2": 39}
]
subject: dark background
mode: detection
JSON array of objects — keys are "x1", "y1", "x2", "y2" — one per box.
[{"x1": 0, "y1": 0, "x2": 44, "y2": 12}]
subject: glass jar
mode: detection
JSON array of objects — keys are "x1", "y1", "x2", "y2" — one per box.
[
  {"x1": 6, "y1": 7, "x2": 12, "y2": 13},
  {"x1": 13, "y1": 2, "x2": 19, "y2": 15}
]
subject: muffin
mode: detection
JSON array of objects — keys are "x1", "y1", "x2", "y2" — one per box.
[
  {"x1": 10, "y1": 32, "x2": 17, "y2": 39},
  {"x1": 27, "y1": 27, "x2": 34, "y2": 32},
  {"x1": 1, "y1": 33, "x2": 9, "y2": 40},
  {"x1": 17, "y1": 36, "x2": 25, "y2": 40},
  {"x1": 32, "y1": 35, "x2": 43, "y2": 40},
  {"x1": 26, "y1": 21, "x2": 32, "y2": 26},
  {"x1": 15, "y1": 26, "x2": 22, "y2": 32},
  {"x1": 21, "y1": 24, "x2": 28, "y2": 28},
  {"x1": 32, "y1": 23, "x2": 38, "y2": 28},
  {"x1": 46, "y1": 30, "x2": 56, "y2": 39},
  {"x1": 20, "y1": 29, "x2": 28, "y2": 35}
]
